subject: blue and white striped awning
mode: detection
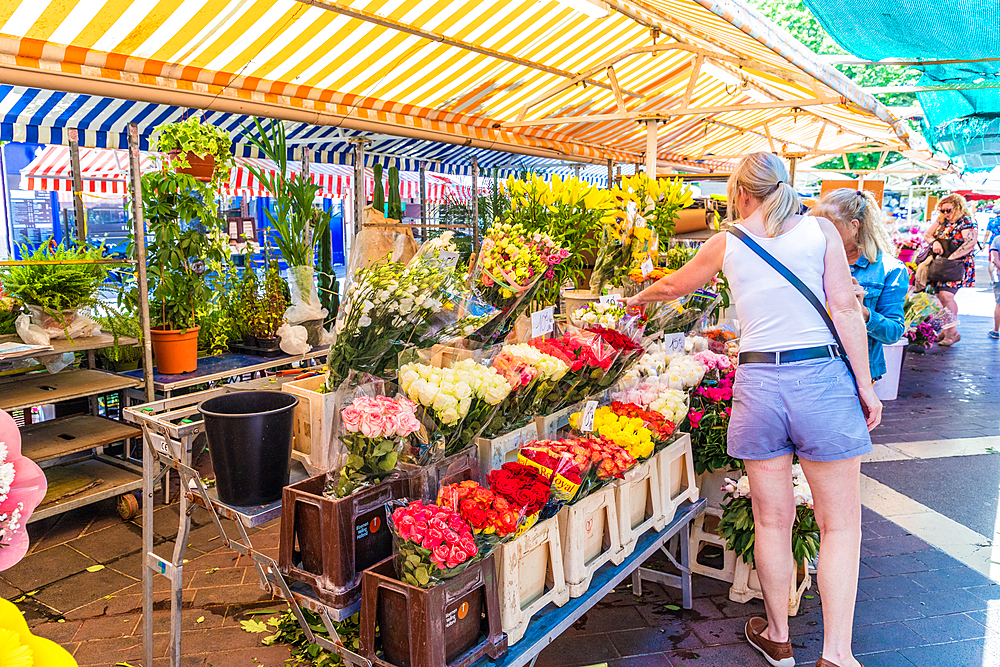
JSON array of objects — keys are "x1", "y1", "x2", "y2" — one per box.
[{"x1": 0, "y1": 86, "x2": 727, "y2": 189}]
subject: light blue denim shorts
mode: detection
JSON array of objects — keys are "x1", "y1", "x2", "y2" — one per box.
[{"x1": 727, "y1": 357, "x2": 873, "y2": 462}]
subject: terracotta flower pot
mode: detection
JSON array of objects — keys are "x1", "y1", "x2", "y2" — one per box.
[
  {"x1": 168, "y1": 150, "x2": 215, "y2": 182},
  {"x1": 150, "y1": 325, "x2": 200, "y2": 374}
]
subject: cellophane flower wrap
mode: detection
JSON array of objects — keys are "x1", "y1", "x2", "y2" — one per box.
[
  {"x1": 325, "y1": 380, "x2": 423, "y2": 497},
  {"x1": 687, "y1": 366, "x2": 740, "y2": 475},
  {"x1": 587, "y1": 323, "x2": 645, "y2": 392},
  {"x1": 569, "y1": 405, "x2": 655, "y2": 462},
  {"x1": 571, "y1": 301, "x2": 626, "y2": 328},
  {"x1": 487, "y1": 462, "x2": 552, "y2": 536},
  {"x1": 590, "y1": 202, "x2": 635, "y2": 293},
  {"x1": 607, "y1": 401, "x2": 677, "y2": 453},
  {"x1": 519, "y1": 436, "x2": 635, "y2": 505},
  {"x1": 613, "y1": 377, "x2": 689, "y2": 425},
  {"x1": 387, "y1": 500, "x2": 479, "y2": 588},
  {"x1": 516, "y1": 439, "x2": 592, "y2": 516},
  {"x1": 539, "y1": 329, "x2": 617, "y2": 409},
  {"x1": 486, "y1": 343, "x2": 569, "y2": 431},
  {"x1": 436, "y1": 478, "x2": 535, "y2": 553},
  {"x1": 468, "y1": 222, "x2": 569, "y2": 343},
  {"x1": 399, "y1": 356, "x2": 512, "y2": 456}
]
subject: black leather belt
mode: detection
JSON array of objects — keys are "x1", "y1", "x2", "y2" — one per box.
[{"x1": 739, "y1": 345, "x2": 841, "y2": 365}]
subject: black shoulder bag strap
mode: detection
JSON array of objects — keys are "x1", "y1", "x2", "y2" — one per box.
[{"x1": 727, "y1": 225, "x2": 861, "y2": 393}]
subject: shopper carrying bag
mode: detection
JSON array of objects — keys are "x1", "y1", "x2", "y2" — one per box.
[{"x1": 625, "y1": 152, "x2": 879, "y2": 667}]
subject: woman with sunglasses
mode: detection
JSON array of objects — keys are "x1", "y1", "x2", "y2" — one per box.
[{"x1": 924, "y1": 194, "x2": 978, "y2": 346}]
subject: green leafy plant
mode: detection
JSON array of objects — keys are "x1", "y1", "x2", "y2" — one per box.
[
  {"x1": 0, "y1": 293, "x2": 22, "y2": 335},
  {"x1": 316, "y1": 216, "x2": 340, "y2": 325},
  {"x1": 249, "y1": 260, "x2": 288, "y2": 339},
  {"x1": 718, "y1": 496, "x2": 820, "y2": 566},
  {"x1": 387, "y1": 166, "x2": 402, "y2": 220},
  {"x1": 372, "y1": 164, "x2": 385, "y2": 211},
  {"x1": 0, "y1": 242, "x2": 109, "y2": 334},
  {"x1": 261, "y1": 608, "x2": 360, "y2": 667},
  {"x1": 243, "y1": 118, "x2": 322, "y2": 267},
  {"x1": 154, "y1": 117, "x2": 234, "y2": 185},
  {"x1": 129, "y1": 169, "x2": 228, "y2": 332},
  {"x1": 93, "y1": 308, "x2": 143, "y2": 367}
]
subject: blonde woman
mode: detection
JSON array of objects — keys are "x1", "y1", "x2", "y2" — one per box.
[
  {"x1": 812, "y1": 189, "x2": 908, "y2": 381},
  {"x1": 626, "y1": 152, "x2": 880, "y2": 667},
  {"x1": 924, "y1": 193, "x2": 978, "y2": 345}
]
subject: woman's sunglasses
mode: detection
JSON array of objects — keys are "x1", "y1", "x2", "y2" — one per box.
[{"x1": 939, "y1": 207, "x2": 954, "y2": 214}]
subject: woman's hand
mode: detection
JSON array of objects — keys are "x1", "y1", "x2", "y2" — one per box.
[
  {"x1": 623, "y1": 295, "x2": 644, "y2": 312},
  {"x1": 932, "y1": 240, "x2": 944, "y2": 254},
  {"x1": 858, "y1": 384, "x2": 883, "y2": 431},
  {"x1": 851, "y1": 278, "x2": 870, "y2": 321}
]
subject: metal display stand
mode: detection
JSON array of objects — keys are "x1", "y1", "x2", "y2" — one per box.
[{"x1": 124, "y1": 387, "x2": 372, "y2": 667}]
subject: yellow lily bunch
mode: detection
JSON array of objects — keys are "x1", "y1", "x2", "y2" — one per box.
[
  {"x1": 610, "y1": 174, "x2": 694, "y2": 243},
  {"x1": 570, "y1": 406, "x2": 655, "y2": 460}
]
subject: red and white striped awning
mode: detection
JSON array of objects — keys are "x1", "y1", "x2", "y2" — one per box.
[{"x1": 18, "y1": 145, "x2": 151, "y2": 195}]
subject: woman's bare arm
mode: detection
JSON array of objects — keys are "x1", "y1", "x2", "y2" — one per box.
[
  {"x1": 948, "y1": 227, "x2": 978, "y2": 260},
  {"x1": 625, "y1": 233, "x2": 726, "y2": 308}
]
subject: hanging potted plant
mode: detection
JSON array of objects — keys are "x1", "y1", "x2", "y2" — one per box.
[
  {"x1": 129, "y1": 169, "x2": 227, "y2": 374},
  {"x1": 154, "y1": 117, "x2": 235, "y2": 185},
  {"x1": 242, "y1": 119, "x2": 328, "y2": 337}
]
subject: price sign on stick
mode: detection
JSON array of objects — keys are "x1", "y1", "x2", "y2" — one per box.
[
  {"x1": 640, "y1": 258, "x2": 654, "y2": 278},
  {"x1": 580, "y1": 400, "x2": 599, "y2": 432},
  {"x1": 531, "y1": 307, "x2": 555, "y2": 338},
  {"x1": 438, "y1": 251, "x2": 459, "y2": 270},
  {"x1": 598, "y1": 293, "x2": 621, "y2": 305},
  {"x1": 665, "y1": 333, "x2": 686, "y2": 355}
]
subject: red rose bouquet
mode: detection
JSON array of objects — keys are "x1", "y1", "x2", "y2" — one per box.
[
  {"x1": 518, "y1": 439, "x2": 591, "y2": 511},
  {"x1": 388, "y1": 500, "x2": 479, "y2": 587},
  {"x1": 488, "y1": 462, "x2": 551, "y2": 516},
  {"x1": 437, "y1": 481, "x2": 525, "y2": 553}
]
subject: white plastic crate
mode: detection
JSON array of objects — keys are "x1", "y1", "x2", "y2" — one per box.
[
  {"x1": 689, "y1": 507, "x2": 737, "y2": 583},
  {"x1": 283, "y1": 375, "x2": 342, "y2": 476},
  {"x1": 497, "y1": 516, "x2": 569, "y2": 645},
  {"x1": 475, "y1": 422, "x2": 538, "y2": 478},
  {"x1": 729, "y1": 557, "x2": 812, "y2": 616},
  {"x1": 558, "y1": 486, "x2": 624, "y2": 598},
  {"x1": 533, "y1": 402, "x2": 582, "y2": 440},
  {"x1": 614, "y1": 458, "x2": 663, "y2": 558},
  {"x1": 656, "y1": 434, "x2": 699, "y2": 525}
]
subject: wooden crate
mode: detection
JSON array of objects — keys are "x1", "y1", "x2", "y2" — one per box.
[
  {"x1": 655, "y1": 434, "x2": 699, "y2": 525},
  {"x1": 532, "y1": 402, "x2": 581, "y2": 440},
  {"x1": 398, "y1": 446, "x2": 480, "y2": 501},
  {"x1": 282, "y1": 375, "x2": 341, "y2": 475},
  {"x1": 475, "y1": 422, "x2": 538, "y2": 478},
  {"x1": 614, "y1": 458, "x2": 662, "y2": 558},
  {"x1": 689, "y1": 507, "x2": 737, "y2": 583},
  {"x1": 729, "y1": 558, "x2": 812, "y2": 616},
  {"x1": 497, "y1": 516, "x2": 568, "y2": 645},
  {"x1": 558, "y1": 486, "x2": 624, "y2": 598}
]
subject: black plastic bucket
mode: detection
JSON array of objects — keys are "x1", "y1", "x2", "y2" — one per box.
[{"x1": 198, "y1": 391, "x2": 299, "y2": 506}]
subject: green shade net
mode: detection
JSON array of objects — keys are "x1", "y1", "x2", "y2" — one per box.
[{"x1": 802, "y1": 0, "x2": 1000, "y2": 168}]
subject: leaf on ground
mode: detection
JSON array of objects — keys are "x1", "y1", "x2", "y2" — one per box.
[
  {"x1": 206, "y1": 568, "x2": 219, "y2": 574},
  {"x1": 241, "y1": 619, "x2": 268, "y2": 633},
  {"x1": 103, "y1": 595, "x2": 114, "y2": 600},
  {"x1": 663, "y1": 604, "x2": 681, "y2": 611},
  {"x1": 57, "y1": 619, "x2": 65, "y2": 623},
  {"x1": 196, "y1": 616, "x2": 205, "y2": 624},
  {"x1": 266, "y1": 617, "x2": 281, "y2": 627},
  {"x1": 85, "y1": 565, "x2": 105, "y2": 573}
]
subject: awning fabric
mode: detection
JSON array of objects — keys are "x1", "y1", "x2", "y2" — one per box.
[
  {"x1": 0, "y1": 0, "x2": 915, "y2": 169},
  {"x1": 18, "y1": 145, "x2": 149, "y2": 194}
]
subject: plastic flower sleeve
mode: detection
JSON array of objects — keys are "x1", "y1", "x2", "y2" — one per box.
[
  {"x1": 387, "y1": 499, "x2": 481, "y2": 587},
  {"x1": 324, "y1": 373, "x2": 420, "y2": 498},
  {"x1": 284, "y1": 264, "x2": 327, "y2": 325},
  {"x1": 436, "y1": 479, "x2": 535, "y2": 556},
  {"x1": 516, "y1": 439, "x2": 594, "y2": 516},
  {"x1": 590, "y1": 207, "x2": 634, "y2": 293}
]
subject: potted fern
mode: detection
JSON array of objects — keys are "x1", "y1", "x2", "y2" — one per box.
[
  {"x1": 155, "y1": 117, "x2": 235, "y2": 185},
  {"x1": 243, "y1": 119, "x2": 327, "y2": 333},
  {"x1": 130, "y1": 169, "x2": 228, "y2": 374}
]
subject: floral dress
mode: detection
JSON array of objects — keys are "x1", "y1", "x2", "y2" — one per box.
[{"x1": 931, "y1": 215, "x2": 977, "y2": 289}]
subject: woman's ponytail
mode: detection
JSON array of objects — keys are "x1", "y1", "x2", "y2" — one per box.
[{"x1": 726, "y1": 153, "x2": 801, "y2": 237}]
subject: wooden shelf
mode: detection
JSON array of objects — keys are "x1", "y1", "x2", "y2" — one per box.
[
  {"x1": 30, "y1": 457, "x2": 142, "y2": 523},
  {"x1": 0, "y1": 332, "x2": 138, "y2": 356},
  {"x1": 0, "y1": 369, "x2": 141, "y2": 411},
  {"x1": 20, "y1": 415, "x2": 140, "y2": 466}
]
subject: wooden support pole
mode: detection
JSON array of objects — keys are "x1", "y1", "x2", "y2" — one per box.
[
  {"x1": 128, "y1": 124, "x2": 154, "y2": 405},
  {"x1": 419, "y1": 161, "x2": 427, "y2": 240},
  {"x1": 353, "y1": 142, "x2": 365, "y2": 237},
  {"x1": 471, "y1": 157, "x2": 480, "y2": 254},
  {"x1": 68, "y1": 129, "x2": 86, "y2": 243},
  {"x1": 645, "y1": 120, "x2": 658, "y2": 177},
  {"x1": 301, "y1": 147, "x2": 310, "y2": 177},
  {"x1": 607, "y1": 159, "x2": 613, "y2": 189},
  {"x1": 788, "y1": 156, "x2": 797, "y2": 187}
]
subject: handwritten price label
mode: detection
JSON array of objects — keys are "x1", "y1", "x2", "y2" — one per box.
[
  {"x1": 580, "y1": 400, "x2": 599, "y2": 432},
  {"x1": 598, "y1": 293, "x2": 621, "y2": 305},
  {"x1": 438, "y1": 251, "x2": 459, "y2": 270},
  {"x1": 640, "y1": 258, "x2": 654, "y2": 278},
  {"x1": 531, "y1": 306, "x2": 555, "y2": 338},
  {"x1": 665, "y1": 333, "x2": 686, "y2": 355}
]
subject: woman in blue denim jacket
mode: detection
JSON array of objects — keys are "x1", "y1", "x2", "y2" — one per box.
[{"x1": 813, "y1": 190, "x2": 908, "y2": 380}]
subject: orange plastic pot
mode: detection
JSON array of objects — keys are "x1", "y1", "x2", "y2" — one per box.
[
  {"x1": 168, "y1": 150, "x2": 215, "y2": 182},
  {"x1": 150, "y1": 325, "x2": 200, "y2": 375}
]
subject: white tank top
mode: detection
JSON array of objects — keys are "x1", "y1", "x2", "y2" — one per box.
[{"x1": 722, "y1": 216, "x2": 835, "y2": 353}]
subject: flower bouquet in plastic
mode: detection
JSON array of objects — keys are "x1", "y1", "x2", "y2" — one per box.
[
  {"x1": 478, "y1": 344, "x2": 554, "y2": 437},
  {"x1": 571, "y1": 301, "x2": 627, "y2": 329},
  {"x1": 569, "y1": 405, "x2": 656, "y2": 462},
  {"x1": 587, "y1": 324, "x2": 645, "y2": 391},
  {"x1": 613, "y1": 378, "x2": 690, "y2": 425},
  {"x1": 606, "y1": 401, "x2": 677, "y2": 452},
  {"x1": 387, "y1": 500, "x2": 479, "y2": 587},
  {"x1": 590, "y1": 203, "x2": 634, "y2": 293},
  {"x1": 500, "y1": 342, "x2": 570, "y2": 423},
  {"x1": 437, "y1": 473, "x2": 545, "y2": 552},
  {"x1": 468, "y1": 221, "x2": 569, "y2": 343},
  {"x1": 324, "y1": 385, "x2": 423, "y2": 498},
  {"x1": 516, "y1": 439, "x2": 592, "y2": 517},
  {"x1": 536, "y1": 329, "x2": 618, "y2": 408}
]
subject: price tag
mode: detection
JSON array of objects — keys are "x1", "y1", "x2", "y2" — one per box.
[
  {"x1": 531, "y1": 306, "x2": 555, "y2": 338},
  {"x1": 438, "y1": 251, "x2": 459, "y2": 270},
  {"x1": 598, "y1": 293, "x2": 621, "y2": 305},
  {"x1": 580, "y1": 400, "x2": 599, "y2": 432},
  {"x1": 640, "y1": 258, "x2": 654, "y2": 278},
  {"x1": 665, "y1": 333, "x2": 686, "y2": 355}
]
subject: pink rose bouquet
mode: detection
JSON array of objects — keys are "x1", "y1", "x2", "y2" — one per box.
[
  {"x1": 388, "y1": 500, "x2": 479, "y2": 587},
  {"x1": 326, "y1": 395, "x2": 422, "y2": 498}
]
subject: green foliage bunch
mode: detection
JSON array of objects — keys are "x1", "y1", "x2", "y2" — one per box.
[
  {"x1": 261, "y1": 608, "x2": 360, "y2": 667},
  {"x1": 243, "y1": 118, "x2": 324, "y2": 267},
  {"x1": 718, "y1": 497, "x2": 820, "y2": 566},
  {"x1": 94, "y1": 308, "x2": 143, "y2": 366},
  {"x1": 249, "y1": 260, "x2": 289, "y2": 339},
  {"x1": 131, "y1": 169, "x2": 228, "y2": 332},
  {"x1": 154, "y1": 117, "x2": 235, "y2": 184}
]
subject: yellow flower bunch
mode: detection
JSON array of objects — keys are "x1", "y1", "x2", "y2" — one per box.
[
  {"x1": 610, "y1": 174, "x2": 694, "y2": 244},
  {"x1": 570, "y1": 407, "x2": 654, "y2": 460}
]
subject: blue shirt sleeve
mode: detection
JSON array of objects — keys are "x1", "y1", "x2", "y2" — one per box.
[{"x1": 866, "y1": 262, "x2": 908, "y2": 345}]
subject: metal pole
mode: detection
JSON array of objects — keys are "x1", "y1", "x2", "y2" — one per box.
[
  {"x1": 788, "y1": 156, "x2": 797, "y2": 188},
  {"x1": 573, "y1": 164, "x2": 581, "y2": 180},
  {"x1": 68, "y1": 129, "x2": 86, "y2": 243},
  {"x1": 907, "y1": 185, "x2": 914, "y2": 226},
  {"x1": 129, "y1": 121, "x2": 155, "y2": 667},
  {"x1": 645, "y1": 120, "x2": 657, "y2": 178},
  {"x1": 471, "y1": 157, "x2": 480, "y2": 254},
  {"x1": 419, "y1": 161, "x2": 427, "y2": 241},
  {"x1": 353, "y1": 142, "x2": 365, "y2": 237}
]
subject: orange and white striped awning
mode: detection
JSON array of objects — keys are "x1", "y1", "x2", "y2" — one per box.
[
  {"x1": 18, "y1": 145, "x2": 149, "y2": 195},
  {"x1": 0, "y1": 0, "x2": 926, "y2": 170}
]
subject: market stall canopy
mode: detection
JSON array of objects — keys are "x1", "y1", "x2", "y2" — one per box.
[
  {"x1": 0, "y1": 0, "x2": 917, "y2": 171},
  {"x1": 802, "y1": 0, "x2": 999, "y2": 169}
]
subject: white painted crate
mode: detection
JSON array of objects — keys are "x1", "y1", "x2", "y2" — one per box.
[
  {"x1": 730, "y1": 557, "x2": 812, "y2": 616},
  {"x1": 283, "y1": 375, "x2": 342, "y2": 476},
  {"x1": 475, "y1": 422, "x2": 538, "y2": 478},
  {"x1": 533, "y1": 402, "x2": 582, "y2": 440},
  {"x1": 689, "y1": 506, "x2": 737, "y2": 583},
  {"x1": 655, "y1": 433, "x2": 699, "y2": 525},
  {"x1": 497, "y1": 516, "x2": 569, "y2": 645},
  {"x1": 614, "y1": 457, "x2": 663, "y2": 558},
  {"x1": 558, "y1": 485, "x2": 624, "y2": 598}
]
